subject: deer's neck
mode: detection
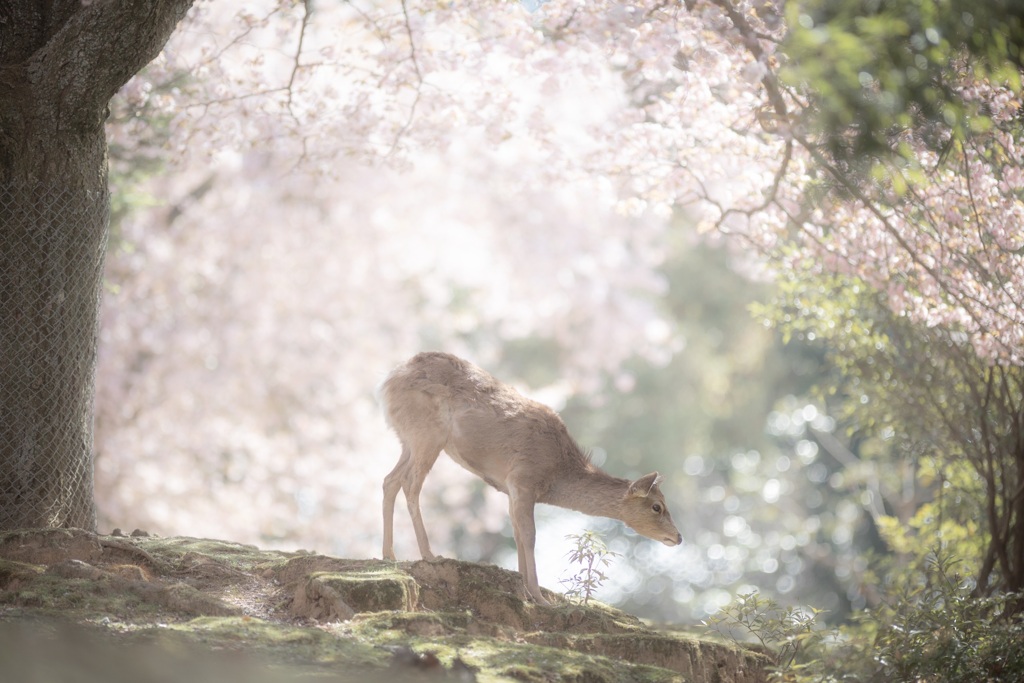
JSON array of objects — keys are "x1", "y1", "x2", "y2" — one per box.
[{"x1": 543, "y1": 466, "x2": 630, "y2": 521}]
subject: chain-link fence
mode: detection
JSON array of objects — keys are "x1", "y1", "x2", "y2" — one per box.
[{"x1": 0, "y1": 181, "x2": 108, "y2": 531}]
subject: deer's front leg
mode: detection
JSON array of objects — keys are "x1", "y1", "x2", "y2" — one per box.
[{"x1": 508, "y1": 485, "x2": 550, "y2": 606}]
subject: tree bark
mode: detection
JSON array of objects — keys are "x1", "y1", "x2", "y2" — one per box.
[{"x1": 0, "y1": 0, "x2": 194, "y2": 530}]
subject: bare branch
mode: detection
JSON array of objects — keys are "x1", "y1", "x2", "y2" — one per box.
[
  {"x1": 386, "y1": 0, "x2": 424, "y2": 158},
  {"x1": 285, "y1": 0, "x2": 313, "y2": 123}
]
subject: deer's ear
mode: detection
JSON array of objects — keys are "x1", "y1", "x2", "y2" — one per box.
[{"x1": 627, "y1": 472, "x2": 661, "y2": 498}]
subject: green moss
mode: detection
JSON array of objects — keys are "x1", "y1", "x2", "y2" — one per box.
[
  {"x1": 103, "y1": 615, "x2": 391, "y2": 681},
  {"x1": 354, "y1": 610, "x2": 473, "y2": 634},
  {"x1": 175, "y1": 616, "x2": 384, "y2": 662},
  {"x1": 0, "y1": 573, "x2": 150, "y2": 619},
  {"x1": 395, "y1": 633, "x2": 683, "y2": 683},
  {"x1": 0, "y1": 558, "x2": 44, "y2": 587},
  {"x1": 131, "y1": 536, "x2": 296, "y2": 573}
]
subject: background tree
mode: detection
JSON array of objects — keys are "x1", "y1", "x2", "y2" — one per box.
[
  {"x1": 782, "y1": 0, "x2": 1024, "y2": 161},
  {"x1": 0, "y1": 1, "x2": 193, "y2": 530},
  {"x1": 765, "y1": 275, "x2": 1024, "y2": 598},
  {"x1": 746, "y1": 0, "x2": 1024, "y2": 602}
]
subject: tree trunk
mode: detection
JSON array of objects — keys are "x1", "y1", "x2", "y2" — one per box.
[
  {"x1": 0, "y1": 0, "x2": 194, "y2": 531},
  {"x1": 0, "y1": 182, "x2": 109, "y2": 529}
]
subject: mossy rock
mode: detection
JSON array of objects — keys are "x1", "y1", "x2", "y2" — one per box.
[
  {"x1": 293, "y1": 570, "x2": 420, "y2": 620},
  {"x1": 273, "y1": 555, "x2": 392, "y2": 587}
]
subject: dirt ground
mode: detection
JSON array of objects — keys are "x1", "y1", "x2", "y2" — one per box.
[{"x1": 0, "y1": 528, "x2": 768, "y2": 682}]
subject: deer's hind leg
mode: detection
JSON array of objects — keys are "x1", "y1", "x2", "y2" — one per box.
[
  {"x1": 380, "y1": 388, "x2": 448, "y2": 561},
  {"x1": 382, "y1": 438, "x2": 444, "y2": 561},
  {"x1": 382, "y1": 444, "x2": 411, "y2": 560},
  {"x1": 403, "y1": 440, "x2": 443, "y2": 560}
]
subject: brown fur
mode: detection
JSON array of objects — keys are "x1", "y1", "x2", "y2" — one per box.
[{"x1": 379, "y1": 351, "x2": 682, "y2": 605}]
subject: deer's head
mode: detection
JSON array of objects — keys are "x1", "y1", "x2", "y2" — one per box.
[{"x1": 620, "y1": 472, "x2": 682, "y2": 546}]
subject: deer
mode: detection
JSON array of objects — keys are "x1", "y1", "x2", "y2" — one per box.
[{"x1": 378, "y1": 351, "x2": 682, "y2": 606}]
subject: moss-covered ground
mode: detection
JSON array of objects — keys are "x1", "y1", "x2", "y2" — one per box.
[{"x1": 0, "y1": 529, "x2": 768, "y2": 683}]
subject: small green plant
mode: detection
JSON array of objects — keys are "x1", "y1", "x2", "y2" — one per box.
[
  {"x1": 560, "y1": 531, "x2": 619, "y2": 605},
  {"x1": 704, "y1": 591, "x2": 827, "y2": 679}
]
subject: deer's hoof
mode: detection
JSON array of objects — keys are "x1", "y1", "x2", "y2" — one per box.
[{"x1": 526, "y1": 586, "x2": 551, "y2": 606}]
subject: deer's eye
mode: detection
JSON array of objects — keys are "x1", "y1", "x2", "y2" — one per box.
[{"x1": 652, "y1": 503, "x2": 663, "y2": 514}]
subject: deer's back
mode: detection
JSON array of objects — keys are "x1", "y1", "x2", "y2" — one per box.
[
  {"x1": 380, "y1": 352, "x2": 528, "y2": 429},
  {"x1": 380, "y1": 352, "x2": 587, "y2": 489}
]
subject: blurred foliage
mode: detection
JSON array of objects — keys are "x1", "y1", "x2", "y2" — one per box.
[
  {"x1": 529, "y1": 237, "x2": 883, "y2": 623},
  {"x1": 736, "y1": 8, "x2": 1024, "y2": 661},
  {"x1": 711, "y1": 555, "x2": 1024, "y2": 683},
  {"x1": 705, "y1": 591, "x2": 825, "y2": 676},
  {"x1": 563, "y1": 229, "x2": 1021, "y2": 626},
  {"x1": 782, "y1": 0, "x2": 1024, "y2": 162},
  {"x1": 106, "y1": 69, "x2": 192, "y2": 245},
  {"x1": 560, "y1": 236, "x2": 821, "y2": 474},
  {"x1": 760, "y1": 268, "x2": 1024, "y2": 597}
]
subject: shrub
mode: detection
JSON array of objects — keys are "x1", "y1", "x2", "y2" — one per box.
[{"x1": 708, "y1": 554, "x2": 1024, "y2": 683}]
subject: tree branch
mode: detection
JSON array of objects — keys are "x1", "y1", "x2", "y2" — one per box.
[
  {"x1": 386, "y1": 0, "x2": 424, "y2": 157},
  {"x1": 286, "y1": 0, "x2": 312, "y2": 123},
  {"x1": 35, "y1": 0, "x2": 195, "y2": 121}
]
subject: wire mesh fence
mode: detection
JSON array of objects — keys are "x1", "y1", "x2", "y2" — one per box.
[{"x1": 0, "y1": 181, "x2": 108, "y2": 531}]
